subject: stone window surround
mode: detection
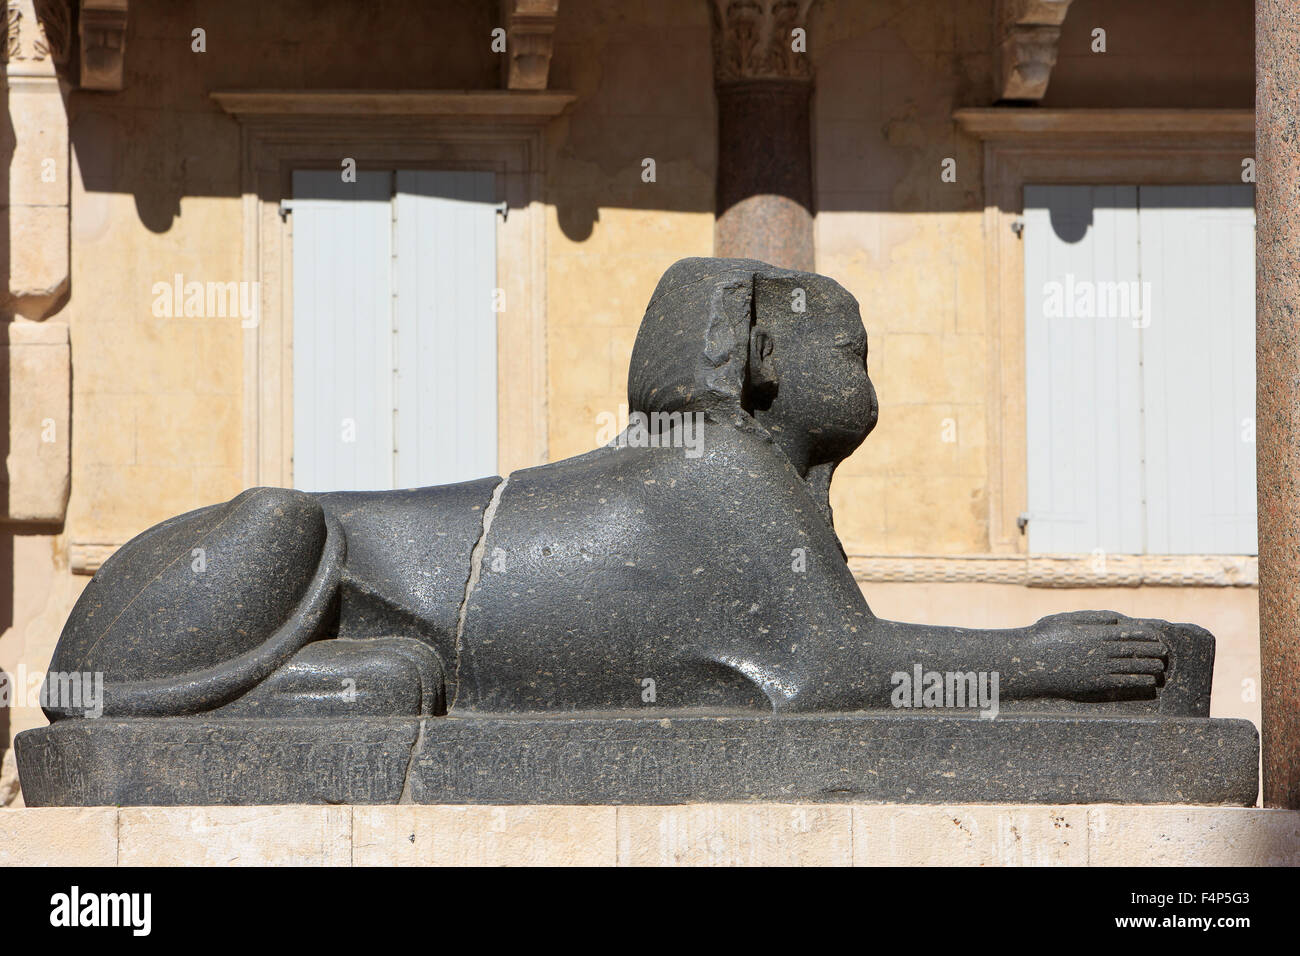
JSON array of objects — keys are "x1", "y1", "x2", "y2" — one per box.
[
  {"x1": 868, "y1": 107, "x2": 1260, "y2": 588},
  {"x1": 210, "y1": 90, "x2": 574, "y2": 492}
]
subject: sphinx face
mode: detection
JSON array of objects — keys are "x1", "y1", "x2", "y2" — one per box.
[{"x1": 759, "y1": 279, "x2": 878, "y2": 467}]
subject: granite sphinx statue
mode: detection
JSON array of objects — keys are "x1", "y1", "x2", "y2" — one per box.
[{"x1": 17, "y1": 257, "x2": 1258, "y2": 806}]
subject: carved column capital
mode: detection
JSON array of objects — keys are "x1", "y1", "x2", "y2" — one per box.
[
  {"x1": 3, "y1": 0, "x2": 70, "y2": 77},
  {"x1": 504, "y1": 0, "x2": 558, "y2": 91},
  {"x1": 79, "y1": 0, "x2": 127, "y2": 91},
  {"x1": 32, "y1": 0, "x2": 71, "y2": 62},
  {"x1": 4, "y1": 0, "x2": 71, "y2": 322},
  {"x1": 710, "y1": 0, "x2": 817, "y2": 270},
  {"x1": 997, "y1": 0, "x2": 1074, "y2": 101},
  {"x1": 711, "y1": 0, "x2": 815, "y2": 85}
]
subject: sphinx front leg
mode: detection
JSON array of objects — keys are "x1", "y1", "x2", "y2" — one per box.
[
  {"x1": 777, "y1": 612, "x2": 1175, "y2": 713},
  {"x1": 861, "y1": 614, "x2": 1170, "y2": 701}
]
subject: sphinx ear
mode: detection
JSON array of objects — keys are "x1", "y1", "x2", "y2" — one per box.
[{"x1": 748, "y1": 321, "x2": 779, "y2": 405}]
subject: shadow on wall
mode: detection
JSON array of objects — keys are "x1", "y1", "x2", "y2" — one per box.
[
  {"x1": 544, "y1": 0, "x2": 1255, "y2": 242},
  {"x1": 0, "y1": 531, "x2": 11, "y2": 757},
  {"x1": 47, "y1": 0, "x2": 1255, "y2": 242},
  {"x1": 65, "y1": 0, "x2": 503, "y2": 233},
  {"x1": 1044, "y1": 0, "x2": 1255, "y2": 109},
  {"x1": 71, "y1": 109, "x2": 194, "y2": 235}
]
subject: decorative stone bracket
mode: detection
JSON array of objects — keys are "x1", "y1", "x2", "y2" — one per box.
[
  {"x1": 503, "y1": 0, "x2": 557, "y2": 91},
  {"x1": 79, "y1": 0, "x2": 125, "y2": 91},
  {"x1": 997, "y1": 0, "x2": 1074, "y2": 102}
]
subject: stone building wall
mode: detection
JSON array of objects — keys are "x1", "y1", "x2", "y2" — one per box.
[
  {"x1": 545, "y1": 0, "x2": 716, "y2": 460},
  {"x1": 0, "y1": 0, "x2": 1264, "y2": 791}
]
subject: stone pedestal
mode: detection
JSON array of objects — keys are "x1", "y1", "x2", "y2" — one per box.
[{"x1": 15, "y1": 713, "x2": 1259, "y2": 807}]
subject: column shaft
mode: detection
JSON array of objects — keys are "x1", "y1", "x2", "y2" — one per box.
[{"x1": 1256, "y1": 0, "x2": 1300, "y2": 809}]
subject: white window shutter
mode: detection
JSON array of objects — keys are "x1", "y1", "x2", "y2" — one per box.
[
  {"x1": 291, "y1": 170, "x2": 394, "y2": 492},
  {"x1": 1138, "y1": 185, "x2": 1256, "y2": 554},
  {"x1": 290, "y1": 169, "x2": 499, "y2": 492},
  {"x1": 1023, "y1": 185, "x2": 1145, "y2": 554},
  {"x1": 393, "y1": 171, "x2": 499, "y2": 488}
]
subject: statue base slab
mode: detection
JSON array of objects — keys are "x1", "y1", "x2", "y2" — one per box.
[{"x1": 15, "y1": 713, "x2": 1259, "y2": 807}]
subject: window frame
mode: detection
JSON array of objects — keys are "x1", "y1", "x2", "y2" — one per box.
[
  {"x1": 955, "y1": 108, "x2": 1254, "y2": 580},
  {"x1": 213, "y1": 91, "x2": 573, "y2": 489}
]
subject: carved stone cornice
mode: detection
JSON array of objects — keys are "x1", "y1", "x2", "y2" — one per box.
[
  {"x1": 79, "y1": 0, "x2": 126, "y2": 91},
  {"x1": 711, "y1": 0, "x2": 815, "y2": 85},
  {"x1": 210, "y1": 89, "x2": 576, "y2": 120},
  {"x1": 997, "y1": 0, "x2": 1074, "y2": 101},
  {"x1": 503, "y1": 0, "x2": 558, "y2": 91},
  {"x1": 954, "y1": 107, "x2": 1255, "y2": 141}
]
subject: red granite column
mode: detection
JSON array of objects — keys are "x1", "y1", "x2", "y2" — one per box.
[
  {"x1": 1256, "y1": 0, "x2": 1300, "y2": 809},
  {"x1": 711, "y1": 1, "x2": 816, "y2": 272}
]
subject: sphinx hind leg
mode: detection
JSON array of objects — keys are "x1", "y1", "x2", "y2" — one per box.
[
  {"x1": 213, "y1": 636, "x2": 446, "y2": 717},
  {"x1": 43, "y1": 486, "x2": 344, "y2": 720}
]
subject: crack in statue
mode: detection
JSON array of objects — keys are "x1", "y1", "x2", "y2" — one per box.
[{"x1": 42, "y1": 258, "x2": 1214, "y2": 723}]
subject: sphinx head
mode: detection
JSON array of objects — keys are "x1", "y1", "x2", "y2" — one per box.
[{"x1": 627, "y1": 257, "x2": 878, "y2": 474}]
